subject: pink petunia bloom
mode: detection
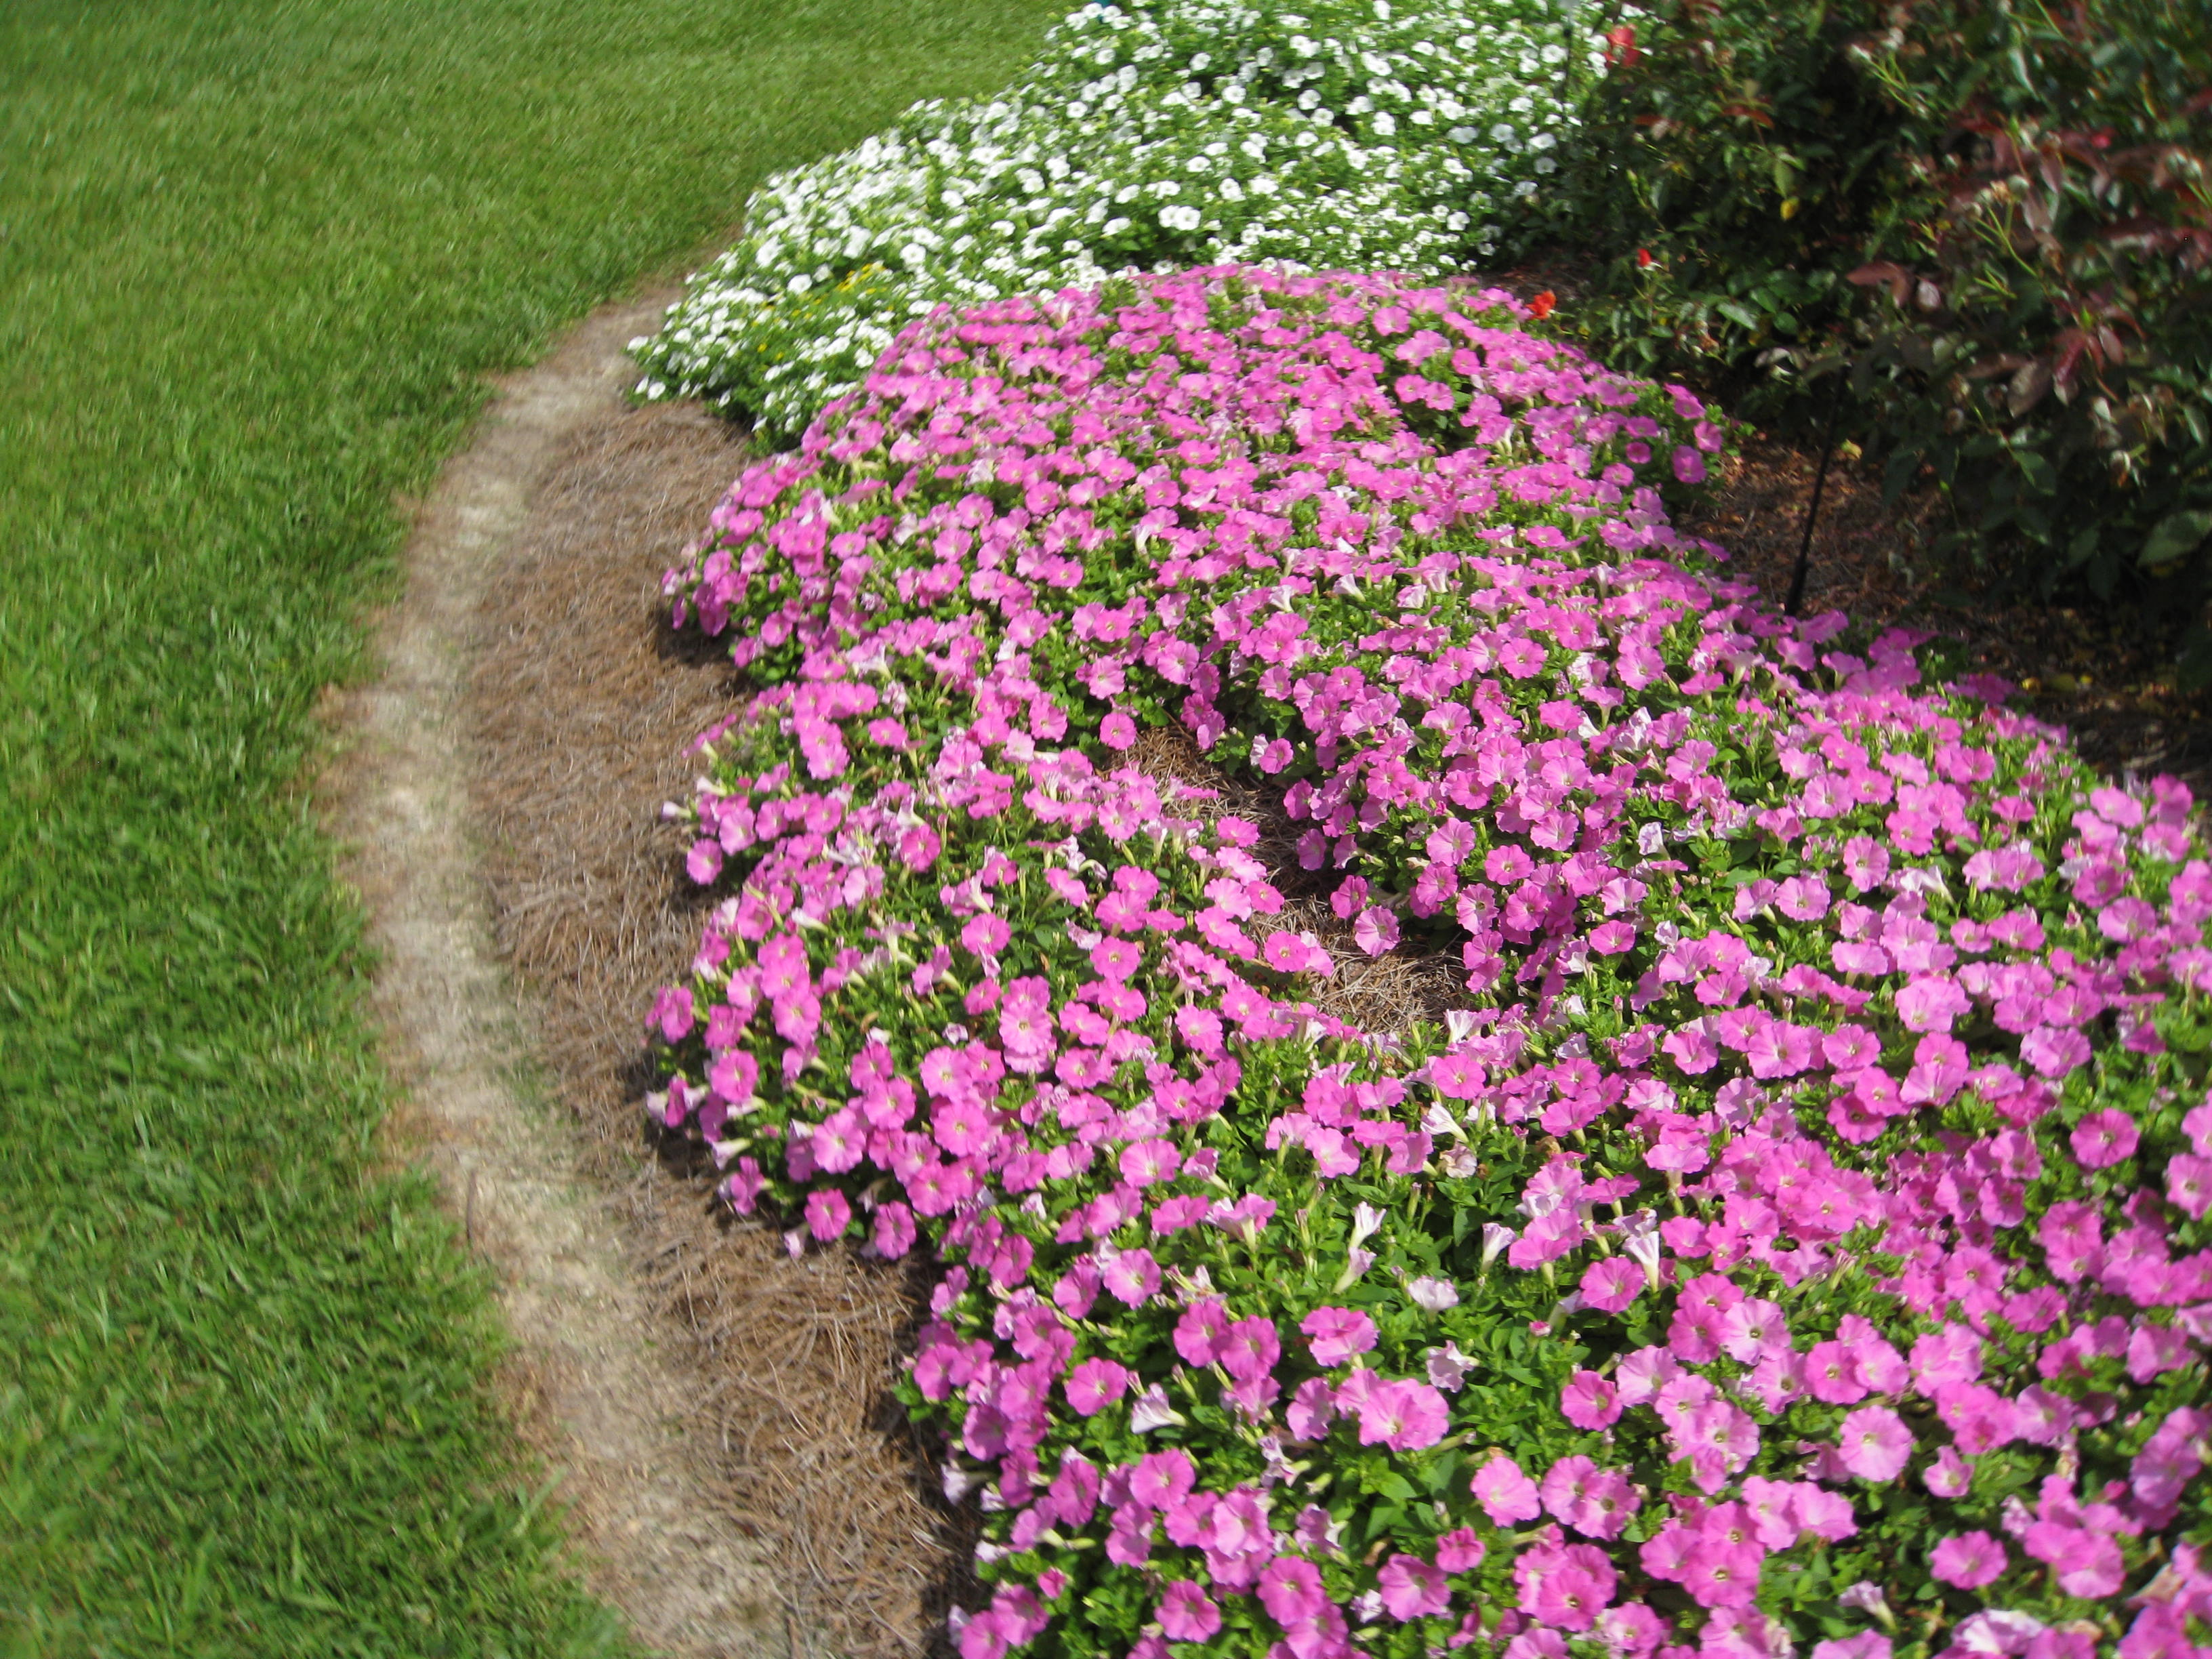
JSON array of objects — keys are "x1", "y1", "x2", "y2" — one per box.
[
  {"x1": 1101, "y1": 1247, "x2": 1162, "y2": 1306},
  {"x1": 1580, "y1": 1256, "x2": 1644, "y2": 1313},
  {"x1": 1528, "y1": 1564, "x2": 1610, "y2": 1632},
  {"x1": 1923, "y1": 1446, "x2": 1973, "y2": 1498},
  {"x1": 1681, "y1": 1401, "x2": 1760, "y2": 1492},
  {"x1": 687, "y1": 838, "x2": 724, "y2": 884},
  {"x1": 960, "y1": 912, "x2": 1010, "y2": 956},
  {"x1": 651, "y1": 985, "x2": 696, "y2": 1042},
  {"x1": 1218, "y1": 1316, "x2": 1282, "y2": 1383},
  {"x1": 1835, "y1": 1406, "x2": 1914, "y2": 1481},
  {"x1": 1599, "y1": 1605, "x2": 1668, "y2": 1658},
  {"x1": 1616, "y1": 1346, "x2": 1682, "y2": 1406},
  {"x1": 1471, "y1": 1451, "x2": 1543, "y2": 1525},
  {"x1": 1157, "y1": 1580, "x2": 1221, "y2": 1643},
  {"x1": 1353, "y1": 905, "x2": 1401, "y2": 956},
  {"x1": 1285, "y1": 1376, "x2": 1336, "y2": 1441},
  {"x1": 2070, "y1": 1108, "x2": 2139, "y2": 1168},
  {"x1": 2022, "y1": 1024, "x2": 2091, "y2": 1079},
  {"x1": 872, "y1": 1201, "x2": 916, "y2": 1259},
  {"x1": 1120, "y1": 1137, "x2": 1181, "y2": 1187},
  {"x1": 1908, "y1": 1324, "x2": 1982, "y2": 1391},
  {"x1": 804, "y1": 1188, "x2": 851, "y2": 1242},
  {"x1": 1065, "y1": 1357, "x2": 1132, "y2": 1416},
  {"x1": 1300, "y1": 1305, "x2": 1378, "y2": 1366},
  {"x1": 1378, "y1": 1553, "x2": 1451, "y2": 1620},
  {"x1": 2024, "y1": 1523, "x2": 2125, "y2": 1598},
  {"x1": 1130, "y1": 1450, "x2": 1197, "y2": 1511},
  {"x1": 1930, "y1": 1531, "x2": 2006, "y2": 1589},
  {"x1": 1544, "y1": 1456, "x2": 1640, "y2": 1541},
  {"x1": 2167, "y1": 1152, "x2": 2212, "y2": 1218},
  {"x1": 1811, "y1": 1638, "x2": 1892, "y2": 1659},
  {"x1": 1590, "y1": 920, "x2": 1638, "y2": 954},
  {"x1": 1561, "y1": 1370, "x2": 1622, "y2": 1429},
  {"x1": 1804, "y1": 1340, "x2": 1868, "y2": 1405},
  {"x1": 1679, "y1": 1541, "x2": 1763, "y2": 1609},
  {"x1": 1436, "y1": 1528, "x2": 1486, "y2": 1572},
  {"x1": 1099, "y1": 710, "x2": 1137, "y2": 750},
  {"x1": 1358, "y1": 1378, "x2": 1450, "y2": 1450},
  {"x1": 1717, "y1": 1297, "x2": 1788, "y2": 1363},
  {"x1": 1175, "y1": 1298, "x2": 1231, "y2": 1367},
  {"x1": 1255, "y1": 1554, "x2": 1327, "y2": 1626},
  {"x1": 1794, "y1": 1485, "x2": 1859, "y2": 1542}
]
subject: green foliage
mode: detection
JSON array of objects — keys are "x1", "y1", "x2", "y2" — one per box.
[
  {"x1": 0, "y1": 0, "x2": 1059, "y2": 1650},
  {"x1": 1534, "y1": 0, "x2": 1914, "y2": 407},
  {"x1": 1844, "y1": 0, "x2": 2212, "y2": 667},
  {"x1": 1538, "y1": 0, "x2": 2212, "y2": 676}
]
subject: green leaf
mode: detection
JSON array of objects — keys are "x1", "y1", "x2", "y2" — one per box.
[
  {"x1": 1715, "y1": 298, "x2": 1764, "y2": 331},
  {"x1": 2141, "y1": 508, "x2": 2212, "y2": 567}
]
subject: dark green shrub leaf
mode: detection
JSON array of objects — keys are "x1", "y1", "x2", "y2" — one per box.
[{"x1": 2141, "y1": 507, "x2": 2212, "y2": 567}]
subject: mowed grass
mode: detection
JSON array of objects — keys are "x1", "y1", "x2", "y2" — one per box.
[{"x1": 0, "y1": 1, "x2": 1056, "y2": 1652}]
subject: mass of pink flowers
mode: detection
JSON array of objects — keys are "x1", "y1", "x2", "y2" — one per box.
[{"x1": 641, "y1": 266, "x2": 2212, "y2": 1659}]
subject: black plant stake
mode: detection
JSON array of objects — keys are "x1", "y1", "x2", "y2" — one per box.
[{"x1": 1785, "y1": 371, "x2": 1850, "y2": 617}]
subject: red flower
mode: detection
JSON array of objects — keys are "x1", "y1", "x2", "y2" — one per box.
[
  {"x1": 1636, "y1": 247, "x2": 1654, "y2": 268},
  {"x1": 1530, "y1": 290, "x2": 1557, "y2": 320}
]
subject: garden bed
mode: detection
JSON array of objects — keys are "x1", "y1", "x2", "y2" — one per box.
[{"x1": 627, "y1": 265, "x2": 2212, "y2": 1659}]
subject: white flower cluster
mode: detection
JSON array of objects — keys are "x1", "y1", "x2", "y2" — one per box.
[{"x1": 632, "y1": 0, "x2": 1601, "y2": 437}]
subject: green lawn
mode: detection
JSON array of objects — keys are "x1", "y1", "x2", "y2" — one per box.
[{"x1": 0, "y1": 2, "x2": 1053, "y2": 1651}]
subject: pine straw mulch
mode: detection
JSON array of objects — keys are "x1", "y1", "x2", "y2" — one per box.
[{"x1": 464, "y1": 401, "x2": 975, "y2": 1659}]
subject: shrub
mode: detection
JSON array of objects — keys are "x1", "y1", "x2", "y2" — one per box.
[
  {"x1": 1844, "y1": 0, "x2": 2212, "y2": 672},
  {"x1": 629, "y1": 0, "x2": 1599, "y2": 439},
  {"x1": 1540, "y1": 0, "x2": 2212, "y2": 672},
  {"x1": 1533, "y1": 0, "x2": 1908, "y2": 405},
  {"x1": 640, "y1": 266, "x2": 2212, "y2": 1659}
]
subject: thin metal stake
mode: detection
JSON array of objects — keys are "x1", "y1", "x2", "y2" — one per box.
[{"x1": 1786, "y1": 372, "x2": 1850, "y2": 618}]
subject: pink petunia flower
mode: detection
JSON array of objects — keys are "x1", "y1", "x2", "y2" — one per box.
[
  {"x1": 1357, "y1": 1378, "x2": 1450, "y2": 1450},
  {"x1": 1930, "y1": 1531, "x2": 2006, "y2": 1589},
  {"x1": 2024, "y1": 1522, "x2": 2125, "y2": 1598},
  {"x1": 1065, "y1": 1357, "x2": 1132, "y2": 1416},
  {"x1": 1436, "y1": 1528, "x2": 1486, "y2": 1572},
  {"x1": 1561, "y1": 1370, "x2": 1622, "y2": 1429},
  {"x1": 1580, "y1": 1256, "x2": 1644, "y2": 1313},
  {"x1": 1255, "y1": 1555, "x2": 1327, "y2": 1626},
  {"x1": 804, "y1": 1187, "x2": 851, "y2": 1242},
  {"x1": 1157, "y1": 1580, "x2": 1221, "y2": 1643},
  {"x1": 1300, "y1": 1305, "x2": 1377, "y2": 1366},
  {"x1": 872, "y1": 1201, "x2": 916, "y2": 1259},
  {"x1": 1285, "y1": 1376, "x2": 1336, "y2": 1441},
  {"x1": 1835, "y1": 1405, "x2": 1914, "y2": 1482},
  {"x1": 1471, "y1": 1451, "x2": 1542, "y2": 1525},
  {"x1": 1378, "y1": 1553, "x2": 1450, "y2": 1620},
  {"x1": 960, "y1": 912, "x2": 1010, "y2": 956},
  {"x1": 2070, "y1": 1108, "x2": 2139, "y2": 1168},
  {"x1": 1218, "y1": 1316, "x2": 1282, "y2": 1383},
  {"x1": 1353, "y1": 905, "x2": 1401, "y2": 956},
  {"x1": 1101, "y1": 1247, "x2": 1162, "y2": 1306}
]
